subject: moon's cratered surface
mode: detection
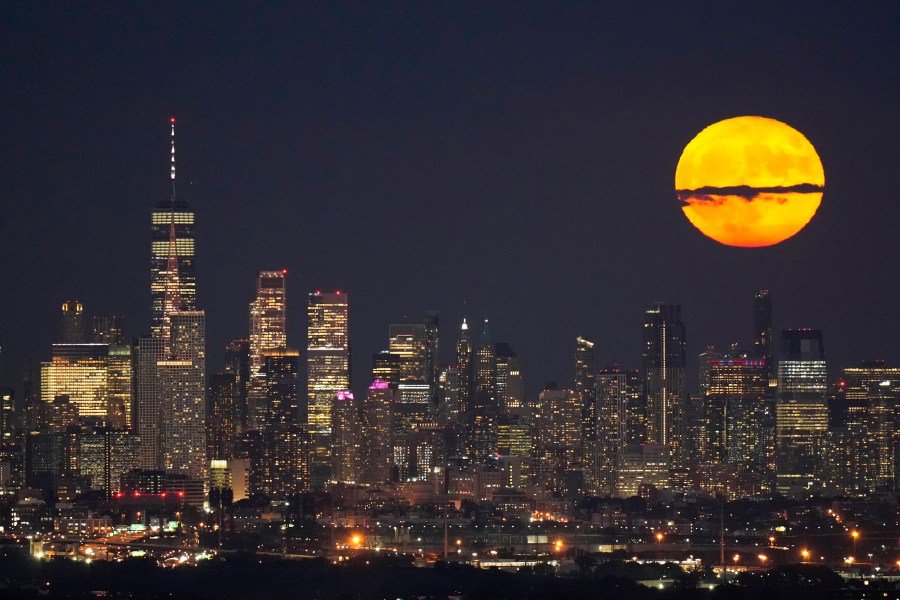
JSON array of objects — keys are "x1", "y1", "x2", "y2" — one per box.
[{"x1": 675, "y1": 116, "x2": 825, "y2": 247}]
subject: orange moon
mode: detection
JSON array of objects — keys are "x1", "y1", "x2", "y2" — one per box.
[{"x1": 675, "y1": 116, "x2": 825, "y2": 247}]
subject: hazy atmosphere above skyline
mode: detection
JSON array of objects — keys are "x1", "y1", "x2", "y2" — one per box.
[{"x1": 1, "y1": 2, "x2": 898, "y2": 394}]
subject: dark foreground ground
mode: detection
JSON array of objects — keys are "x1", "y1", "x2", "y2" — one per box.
[{"x1": 0, "y1": 548, "x2": 893, "y2": 599}]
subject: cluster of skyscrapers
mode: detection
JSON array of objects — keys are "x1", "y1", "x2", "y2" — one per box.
[{"x1": 1, "y1": 123, "x2": 898, "y2": 516}]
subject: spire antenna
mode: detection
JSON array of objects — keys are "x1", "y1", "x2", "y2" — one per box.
[{"x1": 169, "y1": 117, "x2": 176, "y2": 197}]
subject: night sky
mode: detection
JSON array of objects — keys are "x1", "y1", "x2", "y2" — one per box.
[{"x1": 1, "y1": 2, "x2": 898, "y2": 396}]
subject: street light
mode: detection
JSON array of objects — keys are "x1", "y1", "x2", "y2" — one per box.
[
  {"x1": 768, "y1": 536, "x2": 775, "y2": 547},
  {"x1": 758, "y1": 554, "x2": 768, "y2": 565},
  {"x1": 851, "y1": 530, "x2": 859, "y2": 556},
  {"x1": 801, "y1": 549, "x2": 810, "y2": 562},
  {"x1": 732, "y1": 554, "x2": 740, "y2": 566},
  {"x1": 656, "y1": 532, "x2": 664, "y2": 554}
]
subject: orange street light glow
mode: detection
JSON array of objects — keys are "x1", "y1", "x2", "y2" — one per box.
[{"x1": 675, "y1": 116, "x2": 824, "y2": 247}]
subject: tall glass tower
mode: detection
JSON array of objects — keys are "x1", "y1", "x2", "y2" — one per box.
[
  {"x1": 306, "y1": 291, "x2": 350, "y2": 487},
  {"x1": 249, "y1": 270, "x2": 288, "y2": 376},
  {"x1": 775, "y1": 329, "x2": 827, "y2": 496},
  {"x1": 150, "y1": 118, "x2": 196, "y2": 338},
  {"x1": 642, "y1": 303, "x2": 686, "y2": 468}
]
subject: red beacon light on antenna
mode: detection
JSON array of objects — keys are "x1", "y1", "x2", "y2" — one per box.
[{"x1": 170, "y1": 117, "x2": 176, "y2": 123}]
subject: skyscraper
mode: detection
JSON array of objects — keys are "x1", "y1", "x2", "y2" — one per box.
[
  {"x1": 60, "y1": 301, "x2": 84, "y2": 343},
  {"x1": 424, "y1": 311, "x2": 440, "y2": 400},
  {"x1": 225, "y1": 339, "x2": 250, "y2": 433},
  {"x1": 596, "y1": 367, "x2": 630, "y2": 497},
  {"x1": 258, "y1": 348, "x2": 305, "y2": 496},
  {"x1": 753, "y1": 290, "x2": 773, "y2": 385},
  {"x1": 642, "y1": 303, "x2": 686, "y2": 466},
  {"x1": 532, "y1": 386, "x2": 581, "y2": 495},
  {"x1": 840, "y1": 361, "x2": 900, "y2": 492},
  {"x1": 136, "y1": 336, "x2": 166, "y2": 470},
  {"x1": 775, "y1": 329, "x2": 828, "y2": 496},
  {"x1": 360, "y1": 380, "x2": 394, "y2": 485},
  {"x1": 575, "y1": 336, "x2": 596, "y2": 446},
  {"x1": 249, "y1": 271, "x2": 288, "y2": 376},
  {"x1": 306, "y1": 291, "x2": 350, "y2": 486},
  {"x1": 159, "y1": 311, "x2": 206, "y2": 481},
  {"x1": 248, "y1": 271, "x2": 288, "y2": 430},
  {"x1": 467, "y1": 319, "x2": 498, "y2": 462},
  {"x1": 150, "y1": 119, "x2": 196, "y2": 338},
  {"x1": 262, "y1": 348, "x2": 300, "y2": 427},
  {"x1": 455, "y1": 319, "x2": 473, "y2": 416},
  {"x1": 331, "y1": 390, "x2": 358, "y2": 483},
  {"x1": 40, "y1": 343, "x2": 131, "y2": 429},
  {"x1": 701, "y1": 357, "x2": 768, "y2": 473},
  {"x1": 207, "y1": 371, "x2": 237, "y2": 461},
  {"x1": 387, "y1": 324, "x2": 427, "y2": 381},
  {"x1": 494, "y1": 342, "x2": 524, "y2": 416},
  {"x1": 92, "y1": 316, "x2": 125, "y2": 345}
]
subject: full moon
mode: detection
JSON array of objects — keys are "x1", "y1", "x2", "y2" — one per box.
[{"x1": 675, "y1": 116, "x2": 825, "y2": 247}]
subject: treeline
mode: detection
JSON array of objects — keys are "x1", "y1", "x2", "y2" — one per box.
[{"x1": 0, "y1": 547, "x2": 878, "y2": 599}]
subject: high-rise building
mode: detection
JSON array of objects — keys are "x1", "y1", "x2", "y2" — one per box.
[
  {"x1": 40, "y1": 343, "x2": 131, "y2": 428},
  {"x1": 393, "y1": 380, "x2": 433, "y2": 435},
  {"x1": 150, "y1": 119, "x2": 196, "y2": 339},
  {"x1": 424, "y1": 311, "x2": 440, "y2": 401},
  {"x1": 207, "y1": 372, "x2": 237, "y2": 461},
  {"x1": 60, "y1": 301, "x2": 84, "y2": 343},
  {"x1": 136, "y1": 336, "x2": 166, "y2": 470},
  {"x1": 623, "y1": 369, "x2": 646, "y2": 445},
  {"x1": 495, "y1": 343, "x2": 524, "y2": 417},
  {"x1": 392, "y1": 324, "x2": 428, "y2": 380},
  {"x1": 158, "y1": 311, "x2": 206, "y2": 482},
  {"x1": 467, "y1": 319, "x2": 498, "y2": 462},
  {"x1": 701, "y1": 357, "x2": 768, "y2": 475},
  {"x1": 575, "y1": 337, "x2": 596, "y2": 445},
  {"x1": 698, "y1": 346, "x2": 722, "y2": 398},
  {"x1": 839, "y1": 361, "x2": 900, "y2": 492},
  {"x1": 642, "y1": 303, "x2": 686, "y2": 466},
  {"x1": 0, "y1": 387, "x2": 14, "y2": 441},
  {"x1": 360, "y1": 380, "x2": 394, "y2": 485},
  {"x1": 262, "y1": 348, "x2": 300, "y2": 427},
  {"x1": 77, "y1": 427, "x2": 136, "y2": 498},
  {"x1": 775, "y1": 329, "x2": 828, "y2": 496},
  {"x1": 753, "y1": 290, "x2": 773, "y2": 385},
  {"x1": 615, "y1": 443, "x2": 670, "y2": 499},
  {"x1": 262, "y1": 425, "x2": 309, "y2": 498},
  {"x1": 225, "y1": 339, "x2": 250, "y2": 433},
  {"x1": 532, "y1": 386, "x2": 581, "y2": 495},
  {"x1": 306, "y1": 291, "x2": 349, "y2": 487},
  {"x1": 247, "y1": 271, "x2": 287, "y2": 430},
  {"x1": 596, "y1": 367, "x2": 630, "y2": 497},
  {"x1": 331, "y1": 391, "x2": 358, "y2": 483},
  {"x1": 455, "y1": 319, "x2": 473, "y2": 416},
  {"x1": 249, "y1": 271, "x2": 287, "y2": 376},
  {"x1": 92, "y1": 316, "x2": 125, "y2": 345}
]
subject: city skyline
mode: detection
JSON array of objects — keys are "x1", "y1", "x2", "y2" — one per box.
[
  {"x1": 2, "y1": 4, "x2": 899, "y2": 396},
  {"x1": 1, "y1": 6, "x2": 899, "y2": 593},
  {"x1": 0, "y1": 115, "x2": 894, "y2": 396}
]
